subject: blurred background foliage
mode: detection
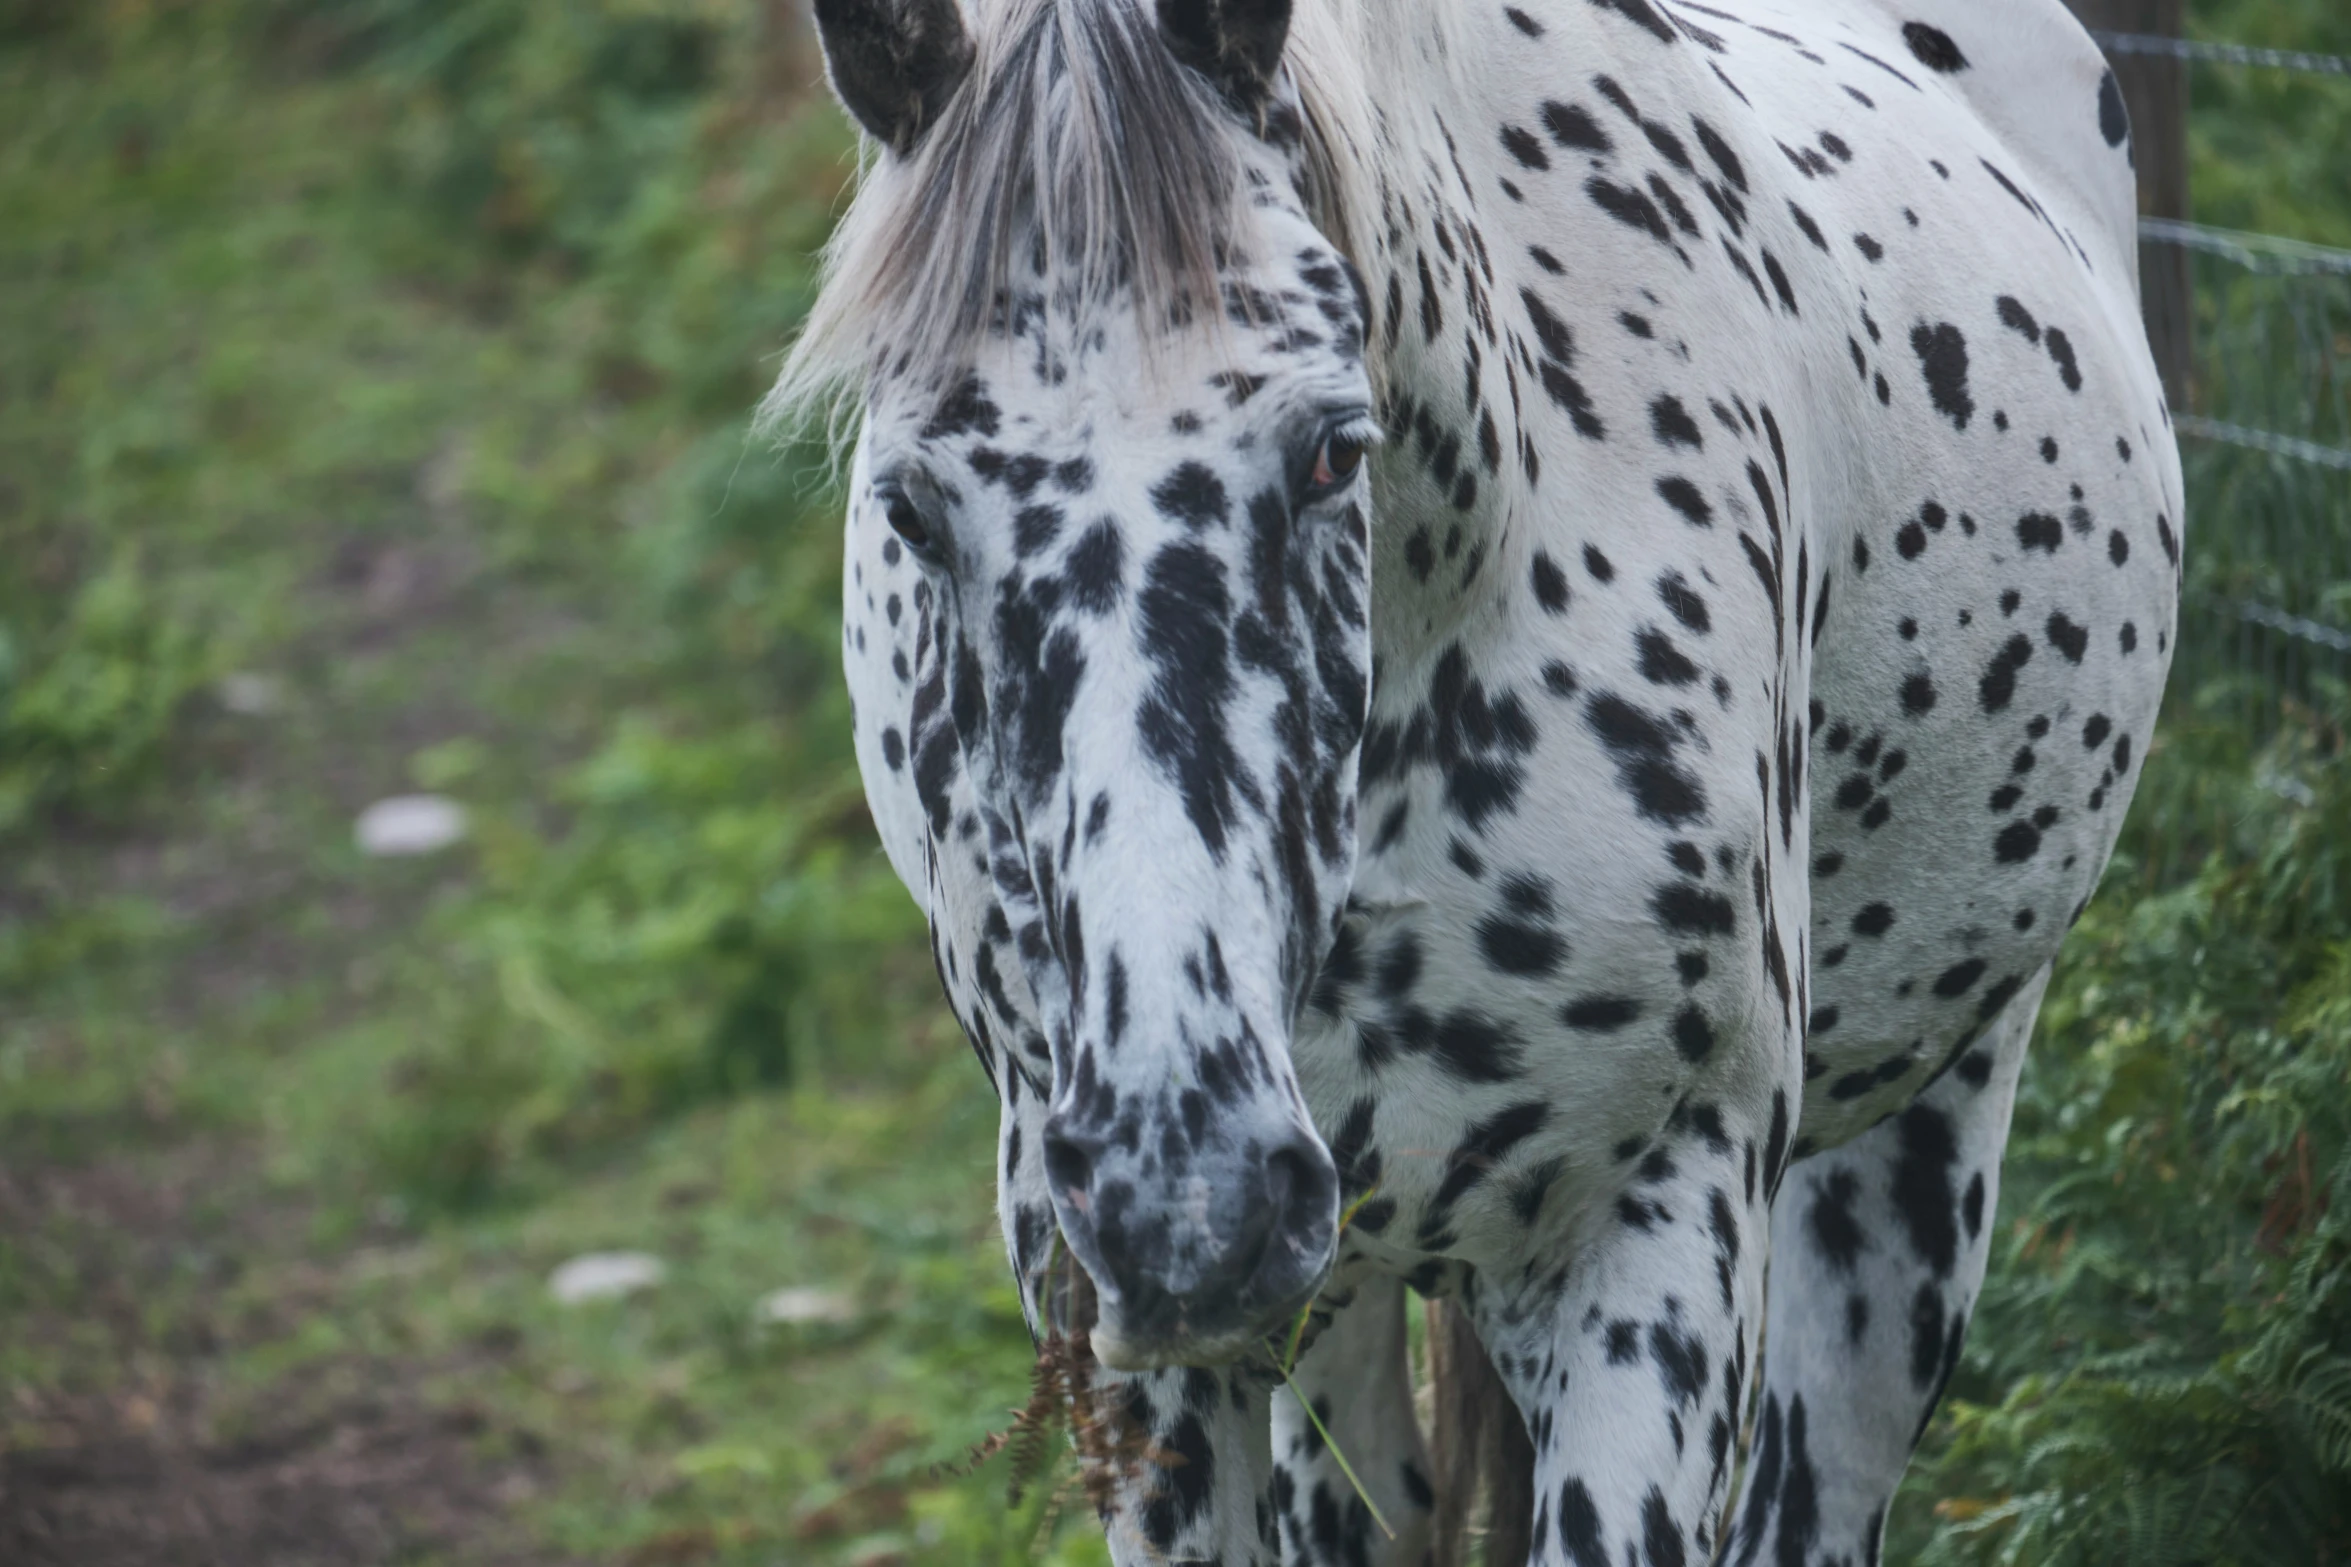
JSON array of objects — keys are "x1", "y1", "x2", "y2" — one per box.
[
  {"x1": 2188, "y1": 0, "x2": 2351, "y2": 246},
  {"x1": 0, "y1": 0, "x2": 907, "y2": 1187},
  {"x1": 0, "y1": 0, "x2": 2346, "y2": 1563}
]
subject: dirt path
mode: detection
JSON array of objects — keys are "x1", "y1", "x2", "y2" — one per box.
[{"x1": 0, "y1": 1135, "x2": 577, "y2": 1566}]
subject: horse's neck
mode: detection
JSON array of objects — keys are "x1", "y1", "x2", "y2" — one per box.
[{"x1": 1346, "y1": 71, "x2": 1521, "y2": 673}]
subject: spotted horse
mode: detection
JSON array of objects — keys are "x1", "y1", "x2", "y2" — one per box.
[{"x1": 775, "y1": 0, "x2": 2179, "y2": 1560}]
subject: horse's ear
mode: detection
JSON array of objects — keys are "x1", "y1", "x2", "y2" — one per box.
[
  {"x1": 811, "y1": 0, "x2": 975, "y2": 157},
  {"x1": 1156, "y1": 0, "x2": 1293, "y2": 113}
]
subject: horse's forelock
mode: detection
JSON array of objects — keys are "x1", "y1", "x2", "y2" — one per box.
[{"x1": 766, "y1": 0, "x2": 1276, "y2": 435}]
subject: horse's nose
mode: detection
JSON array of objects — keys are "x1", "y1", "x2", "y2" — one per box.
[
  {"x1": 1248, "y1": 1136, "x2": 1341, "y2": 1297},
  {"x1": 1041, "y1": 1114, "x2": 1339, "y2": 1362}
]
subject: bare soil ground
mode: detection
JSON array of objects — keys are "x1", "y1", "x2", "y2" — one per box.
[{"x1": 0, "y1": 1139, "x2": 575, "y2": 1567}]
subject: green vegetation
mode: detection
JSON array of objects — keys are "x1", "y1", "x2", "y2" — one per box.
[
  {"x1": 2189, "y1": 0, "x2": 2351, "y2": 246},
  {"x1": 1, "y1": 5, "x2": 1086, "y2": 1561},
  {"x1": 1892, "y1": 710, "x2": 2351, "y2": 1564},
  {"x1": 0, "y1": 2, "x2": 2346, "y2": 1563}
]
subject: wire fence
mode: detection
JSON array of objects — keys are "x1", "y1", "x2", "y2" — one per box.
[
  {"x1": 2090, "y1": 29, "x2": 2351, "y2": 77},
  {"x1": 2088, "y1": 31, "x2": 2351, "y2": 748}
]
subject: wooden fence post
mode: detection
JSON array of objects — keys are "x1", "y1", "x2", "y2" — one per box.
[{"x1": 2062, "y1": 0, "x2": 2195, "y2": 410}]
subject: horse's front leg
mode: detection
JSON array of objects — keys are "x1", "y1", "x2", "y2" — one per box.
[
  {"x1": 1270, "y1": 1272, "x2": 1438, "y2": 1566},
  {"x1": 994, "y1": 1074, "x2": 1279, "y2": 1566},
  {"x1": 1729, "y1": 967, "x2": 2053, "y2": 1566},
  {"x1": 1091, "y1": 1364, "x2": 1278, "y2": 1565},
  {"x1": 1468, "y1": 1092, "x2": 1782, "y2": 1567}
]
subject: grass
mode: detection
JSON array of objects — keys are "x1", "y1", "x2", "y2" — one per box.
[{"x1": 0, "y1": 8, "x2": 1107, "y2": 1562}]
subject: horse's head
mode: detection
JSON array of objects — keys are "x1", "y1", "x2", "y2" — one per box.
[{"x1": 794, "y1": 0, "x2": 1377, "y2": 1367}]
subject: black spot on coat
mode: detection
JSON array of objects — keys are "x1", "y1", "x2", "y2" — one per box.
[
  {"x1": 1902, "y1": 21, "x2": 1967, "y2": 73},
  {"x1": 1910, "y1": 322, "x2": 1975, "y2": 429}
]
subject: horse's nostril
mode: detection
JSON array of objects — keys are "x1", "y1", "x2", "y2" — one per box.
[
  {"x1": 1042, "y1": 1127, "x2": 1095, "y2": 1206},
  {"x1": 1263, "y1": 1143, "x2": 1308, "y2": 1212},
  {"x1": 1263, "y1": 1138, "x2": 1338, "y2": 1249}
]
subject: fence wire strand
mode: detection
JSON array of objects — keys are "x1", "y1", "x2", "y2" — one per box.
[
  {"x1": 2175, "y1": 416, "x2": 2351, "y2": 473},
  {"x1": 2089, "y1": 30, "x2": 2351, "y2": 77},
  {"x1": 2141, "y1": 218, "x2": 2351, "y2": 278},
  {"x1": 2232, "y1": 599, "x2": 2351, "y2": 655}
]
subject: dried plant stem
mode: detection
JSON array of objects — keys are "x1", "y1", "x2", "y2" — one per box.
[{"x1": 963, "y1": 1220, "x2": 1400, "y2": 1552}]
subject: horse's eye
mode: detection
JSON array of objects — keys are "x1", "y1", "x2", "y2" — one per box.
[
  {"x1": 883, "y1": 492, "x2": 942, "y2": 561},
  {"x1": 1310, "y1": 431, "x2": 1368, "y2": 494}
]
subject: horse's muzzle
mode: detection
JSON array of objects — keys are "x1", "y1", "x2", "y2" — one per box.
[{"x1": 1041, "y1": 1117, "x2": 1339, "y2": 1369}]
